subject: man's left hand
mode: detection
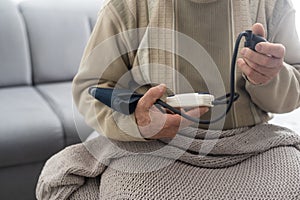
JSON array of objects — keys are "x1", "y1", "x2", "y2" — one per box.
[{"x1": 237, "y1": 23, "x2": 286, "y2": 85}]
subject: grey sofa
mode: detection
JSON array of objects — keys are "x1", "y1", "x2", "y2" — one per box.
[{"x1": 0, "y1": 0, "x2": 102, "y2": 199}]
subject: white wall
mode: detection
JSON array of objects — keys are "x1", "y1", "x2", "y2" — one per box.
[{"x1": 292, "y1": 0, "x2": 300, "y2": 35}]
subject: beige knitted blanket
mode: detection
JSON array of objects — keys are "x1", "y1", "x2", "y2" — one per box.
[{"x1": 36, "y1": 124, "x2": 300, "y2": 199}]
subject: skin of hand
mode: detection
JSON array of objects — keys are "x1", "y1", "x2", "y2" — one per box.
[
  {"x1": 237, "y1": 23, "x2": 286, "y2": 85},
  {"x1": 134, "y1": 84, "x2": 209, "y2": 139}
]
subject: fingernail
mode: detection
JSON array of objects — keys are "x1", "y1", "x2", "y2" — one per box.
[
  {"x1": 158, "y1": 84, "x2": 166, "y2": 92},
  {"x1": 255, "y1": 44, "x2": 262, "y2": 52}
]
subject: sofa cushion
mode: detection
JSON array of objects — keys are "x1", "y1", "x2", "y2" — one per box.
[
  {"x1": 37, "y1": 82, "x2": 93, "y2": 145},
  {"x1": 19, "y1": 0, "x2": 98, "y2": 84},
  {"x1": 0, "y1": 0, "x2": 31, "y2": 87},
  {"x1": 0, "y1": 87, "x2": 64, "y2": 167},
  {"x1": 0, "y1": 162, "x2": 45, "y2": 200}
]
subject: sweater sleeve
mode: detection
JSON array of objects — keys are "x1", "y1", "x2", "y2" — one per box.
[
  {"x1": 72, "y1": 3, "x2": 146, "y2": 141},
  {"x1": 245, "y1": 4, "x2": 300, "y2": 113}
]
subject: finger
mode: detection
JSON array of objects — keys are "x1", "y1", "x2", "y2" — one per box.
[
  {"x1": 180, "y1": 107, "x2": 209, "y2": 127},
  {"x1": 241, "y1": 47, "x2": 280, "y2": 68},
  {"x1": 252, "y1": 23, "x2": 265, "y2": 38},
  {"x1": 237, "y1": 58, "x2": 269, "y2": 84},
  {"x1": 255, "y1": 42, "x2": 285, "y2": 59},
  {"x1": 138, "y1": 84, "x2": 166, "y2": 110},
  {"x1": 251, "y1": 23, "x2": 285, "y2": 59},
  {"x1": 138, "y1": 111, "x2": 169, "y2": 138},
  {"x1": 150, "y1": 107, "x2": 210, "y2": 139},
  {"x1": 243, "y1": 57, "x2": 279, "y2": 79},
  {"x1": 186, "y1": 107, "x2": 209, "y2": 117},
  {"x1": 145, "y1": 114, "x2": 182, "y2": 139},
  {"x1": 136, "y1": 101, "x2": 166, "y2": 127},
  {"x1": 144, "y1": 107, "x2": 210, "y2": 139}
]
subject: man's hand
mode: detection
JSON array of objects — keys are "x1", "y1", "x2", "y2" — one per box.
[
  {"x1": 135, "y1": 84, "x2": 209, "y2": 139},
  {"x1": 237, "y1": 23, "x2": 286, "y2": 85}
]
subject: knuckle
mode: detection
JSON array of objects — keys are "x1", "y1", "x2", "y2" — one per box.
[
  {"x1": 247, "y1": 69, "x2": 255, "y2": 78},
  {"x1": 242, "y1": 69, "x2": 250, "y2": 77},
  {"x1": 237, "y1": 58, "x2": 245, "y2": 67},
  {"x1": 244, "y1": 49, "x2": 251, "y2": 58},
  {"x1": 164, "y1": 122, "x2": 172, "y2": 129}
]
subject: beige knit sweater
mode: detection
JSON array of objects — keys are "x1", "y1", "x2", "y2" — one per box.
[
  {"x1": 36, "y1": 123, "x2": 300, "y2": 199},
  {"x1": 73, "y1": 0, "x2": 300, "y2": 141}
]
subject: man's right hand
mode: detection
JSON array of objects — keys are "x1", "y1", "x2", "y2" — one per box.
[{"x1": 134, "y1": 84, "x2": 209, "y2": 139}]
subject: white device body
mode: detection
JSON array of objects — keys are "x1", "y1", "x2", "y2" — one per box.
[{"x1": 166, "y1": 93, "x2": 215, "y2": 108}]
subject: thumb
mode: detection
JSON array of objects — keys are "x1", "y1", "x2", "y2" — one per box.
[
  {"x1": 139, "y1": 84, "x2": 166, "y2": 109},
  {"x1": 252, "y1": 23, "x2": 266, "y2": 38}
]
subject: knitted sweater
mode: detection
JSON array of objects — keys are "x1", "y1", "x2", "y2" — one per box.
[
  {"x1": 72, "y1": 0, "x2": 300, "y2": 141},
  {"x1": 36, "y1": 124, "x2": 300, "y2": 199}
]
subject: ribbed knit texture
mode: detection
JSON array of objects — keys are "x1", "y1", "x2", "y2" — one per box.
[
  {"x1": 36, "y1": 124, "x2": 300, "y2": 199},
  {"x1": 176, "y1": 0, "x2": 231, "y2": 91},
  {"x1": 136, "y1": 0, "x2": 175, "y2": 88},
  {"x1": 72, "y1": 0, "x2": 300, "y2": 141},
  {"x1": 174, "y1": 0, "x2": 237, "y2": 129}
]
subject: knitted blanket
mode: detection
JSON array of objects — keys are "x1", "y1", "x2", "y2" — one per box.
[{"x1": 36, "y1": 124, "x2": 300, "y2": 199}]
